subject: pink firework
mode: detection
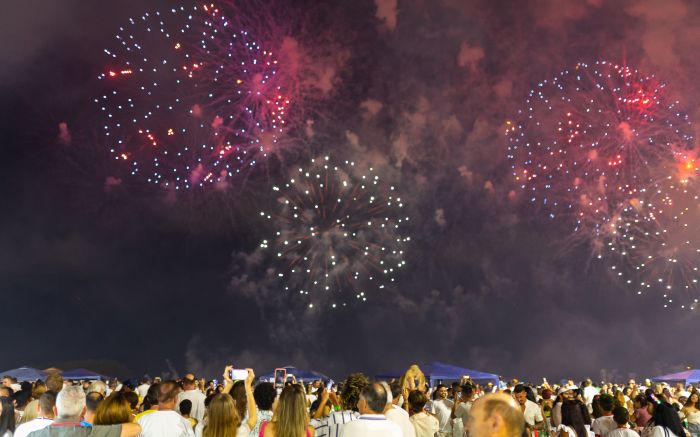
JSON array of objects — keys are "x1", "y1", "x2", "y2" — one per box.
[
  {"x1": 506, "y1": 60, "x2": 693, "y2": 248},
  {"x1": 97, "y1": 4, "x2": 293, "y2": 190}
]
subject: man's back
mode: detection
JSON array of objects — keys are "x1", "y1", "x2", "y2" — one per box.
[
  {"x1": 137, "y1": 410, "x2": 195, "y2": 437},
  {"x1": 339, "y1": 415, "x2": 402, "y2": 437},
  {"x1": 592, "y1": 416, "x2": 617, "y2": 437},
  {"x1": 177, "y1": 390, "x2": 206, "y2": 423},
  {"x1": 15, "y1": 417, "x2": 53, "y2": 437},
  {"x1": 27, "y1": 423, "x2": 123, "y2": 437},
  {"x1": 410, "y1": 412, "x2": 440, "y2": 437},
  {"x1": 385, "y1": 408, "x2": 416, "y2": 437}
]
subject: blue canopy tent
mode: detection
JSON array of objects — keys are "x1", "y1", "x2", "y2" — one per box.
[
  {"x1": 376, "y1": 361, "x2": 499, "y2": 386},
  {"x1": 652, "y1": 370, "x2": 700, "y2": 385},
  {"x1": 260, "y1": 366, "x2": 331, "y2": 382},
  {"x1": 62, "y1": 368, "x2": 108, "y2": 380},
  {"x1": 0, "y1": 366, "x2": 48, "y2": 381}
]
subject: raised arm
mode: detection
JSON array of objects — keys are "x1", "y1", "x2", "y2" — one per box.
[{"x1": 245, "y1": 368, "x2": 258, "y2": 430}]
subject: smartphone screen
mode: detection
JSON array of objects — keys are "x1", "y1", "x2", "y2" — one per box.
[
  {"x1": 229, "y1": 369, "x2": 248, "y2": 380},
  {"x1": 274, "y1": 368, "x2": 287, "y2": 388}
]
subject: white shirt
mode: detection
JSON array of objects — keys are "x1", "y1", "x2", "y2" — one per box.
[
  {"x1": 428, "y1": 398, "x2": 454, "y2": 433},
  {"x1": 455, "y1": 402, "x2": 472, "y2": 423},
  {"x1": 643, "y1": 426, "x2": 680, "y2": 437},
  {"x1": 137, "y1": 384, "x2": 151, "y2": 400},
  {"x1": 385, "y1": 407, "x2": 416, "y2": 437},
  {"x1": 177, "y1": 389, "x2": 207, "y2": 423},
  {"x1": 523, "y1": 399, "x2": 544, "y2": 427},
  {"x1": 592, "y1": 416, "x2": 617, "y2": 437},
  {"x1": 137, "y1": 410, "x2": 195, "y2": 437},
  {"x1": 410, "y1": 412, "x2": 440, "y2": 437},
  {"x1": 339, "y1": 414, "x2": 402, "y2": 437},
  {"x1": 13, "y1": 417, "x2": 53, "y2": 437},
  {"x1": 608, "y1": 428, "x2": 641, "y2": 437},
  {"x1": 320, "y1": 410, "x2": 359, "y2": 437},
  {"x1": 584, "y1": 387, "x2": 598, "y2": 406}
]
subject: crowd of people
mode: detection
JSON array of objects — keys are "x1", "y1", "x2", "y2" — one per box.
[{"x1": 0, "y1": 366, "x2": 698, "y2": 437}]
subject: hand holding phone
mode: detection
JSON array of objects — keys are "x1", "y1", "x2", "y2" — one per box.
[{"x1": 229, "y1": 369, "x2": 248, "y2": 380}]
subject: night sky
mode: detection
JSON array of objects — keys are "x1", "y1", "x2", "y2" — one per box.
[{"x1": 3, "y1": 0, "x2": 700, "y2": 382}]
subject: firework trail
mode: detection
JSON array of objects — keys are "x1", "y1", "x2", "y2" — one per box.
[{"x1": 259, "y1": 156, "x2": 410, "y2": 308}]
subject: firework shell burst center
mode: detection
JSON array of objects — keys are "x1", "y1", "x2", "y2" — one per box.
[
  {"x1": 97, "y1": 4, "x2": 291, "y2": 191},
  {"x1": 259, "y1": 156, "x2": 410, "y2": 309},
  {"x1": 507, "y1": 60, "x2": 700, "y2": 309}
]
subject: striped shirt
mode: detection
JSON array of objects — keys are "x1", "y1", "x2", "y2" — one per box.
[{"x1": 313, "y1": 410, "x2": 359, "y2": 437}]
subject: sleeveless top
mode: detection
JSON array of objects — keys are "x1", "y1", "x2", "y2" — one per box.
[{"x1": 259, "y1": 421, "x2": 312, "y2": 437}]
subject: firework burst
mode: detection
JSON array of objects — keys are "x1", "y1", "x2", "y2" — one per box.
[
  {"x1": 506, "y1": 60, "x2": 693, "y2": 245},
  {"x1": 97, "y1": 4, "x2": 293, "y2": 191},
  {"x1": 259, "y1": 156, "x2": 410, "y2": 308}
]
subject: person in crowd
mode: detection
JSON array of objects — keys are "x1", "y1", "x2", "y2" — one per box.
[
  {"x1": 408, "y1": 390, "x2": 439, "y2": 437},
  {"x1": 429, "y1": 384, "x2": 454, "y2": 437},
  {"x1": 593, "y1": 394, "x2": 617, "y2": 437},
  {"x1": 137, "y1": 381, "x2": 194, "y2": 437},
  {"x1": 553, "y1": 387, "x2": 577, "y2": 427},
  {"x1": 14, "y1": 392, "x2": 56, "y2": 437},
  {"x1": 305, "y1": 384, "x2": 317, "y2": 408},
  {"x1": 88, "y1": 382, "x2": 107, "y2": 397},
  {"x1": 583, "y1": 380, "x2": 598, "y2": 409},
  {"x1": 313, "y1": 373, "x2": 368, "y2": 437},
  {"x1": 221, "y1": 368, "x2": 257, "y2": 433},
  {"x1": 179, "y1": 400, "x2": 198, "y2": 430},
  {"x1": 466, "y1": 392, "x2": 525, "y2": 437},
  {"x1": 641, "y1": 393, "x2": 687, "y2": 437},
  {"x1": 251, "y1": 382, "x2": 276, "y2": 437},
  {"x1": 452, "y1": 384, "x2": 475, "y2": 437},
  {"x1": 135, "y1": 384, "x2": 160, "y2": 421},
  {"x1": 121, "y1": 392, "x2": 138, "y2": 419},
  {"x1": 608, "y1": 407, "x2": 639, "y2": 437},
  {"x1": 30, "y1": 385, "x2": 140, "y2": 437},
  {"x1": 136, "y1": 379, "x2": 151, "y2": 401},
  {"x1": 555, "y1": 400, "x2": 593, "y2": 437},
  {"x1": 383, "y1": 382, "x2": 415, "y2": 437},
  {"x1": 0, "y1": 396, "x2": 15, "y2": 437},
  {"x1": 197, "y1": 394, "x2": 245, "y2": 437},
  {"x1": 94, "y1": 393, "x2": 132, "y2": 426},
  {"x1": 178, "y1": 376, "x2": 206, "y2": 423},
  {"x1": 259, "y1": 384, "x2": 314, "y2": 437},
  {"x1": 632, "y1": 395, "x2": 651, "y2": 428},
  {"x1": 46, "y1": 373, "x2": 64, "y2": 395},
  {"x1": 83, "y1": 392, "x2": 104, "y2": 426},
  {"x1": 682, "y1": 392, "x2": 700, "y2": 437},
  {"x1": 514, "y1": 384, "x2": 544, "y2": 435},
  {"x1": 336, "y1": 383, "x2": 400, "y2": 437}
]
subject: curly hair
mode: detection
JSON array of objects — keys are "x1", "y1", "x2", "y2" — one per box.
[{"x1": 340, "y1": 373, "x2": 369, "y2": 412}]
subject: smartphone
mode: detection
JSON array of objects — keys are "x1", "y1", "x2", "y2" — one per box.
[
  {"x1": 326, "y1": 380, "x2": 334, "y2": 391},
  {"x1": 229, "y1": 369, "x2": 248, "y2": 380},
  {"x1": 274, "y1": 368, "x2": 287, "y2": 388}
]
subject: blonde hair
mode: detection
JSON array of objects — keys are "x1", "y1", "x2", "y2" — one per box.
[
  {"x1": 203, "y1": 394, "x2": 242, "y2": 437},
  {"x1": 273, "y1": 385, "x2": 308, "y2": 437}
]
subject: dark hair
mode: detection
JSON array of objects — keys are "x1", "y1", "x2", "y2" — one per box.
[
  {"x1": 390, "y1": 382, "x2": 402, "y2": 399},
  {"x1": 179, "y1": 399, "x2": 193, "y2": 415},
  {"x1": 123, "y1": 391, "x2": 139, "y2": 410},
  {"x1": 143, "y1": 383, "x2": 160, "y2": 410},
  {"x1": 635, "y1": 394, "x2": 648, "y2": 408},
  {"x1": 513, "y1": 384, "x2": 527, "y2": 394},
  {"x1": 599, "y1": 394, "x2": 614, "y2": 412},
  {"x1": 341, "y1": 374, "x2": 369, "y2": 412},
  {"x1": 0, "y1": 397, "x2": 15, "y2": 435},
  {"x1": 649, "y1": 399, "x2": 685, "y2": 437},
  {"x1": 86, "y1": 392, "x2": 105, "y2": 413},
  {"x1": 253, "y1": 382, "x2": 276, "y2": 411},
  {"x1": 408, "y1": 390, "x2": 428, "y2": 413},
  {"x1": 230, "y1": 380, "x2": 247, "y2": 419},
  {"x1": 525, "y1": 386, "x2": 537, "y2": 403},
  {"x1": 39, "y1": 391, "x2": 57, "y2": 416},
  {"x1": 462, "y1": 385, "x2": 474, "y2": 399},
  {"x1": 561, "y1": 400, "x2": 588, "y2": 437},
  {"x1": 361, "y1": 383, "x2": 388, "y2": 414},
  {"x1": 613, "y1": 406, "x2": 629, "y2": 425},
  {"x1": 591, "y1": 397, "x2": 604, "y2": 419}
]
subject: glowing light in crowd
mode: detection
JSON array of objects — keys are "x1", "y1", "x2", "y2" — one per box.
[
  {"x1": 259, "y1": 156, "x2": 410, "y2": 308},
  {"x1": 96, "y1": 4, "x2": 292, "y2": 190}
]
